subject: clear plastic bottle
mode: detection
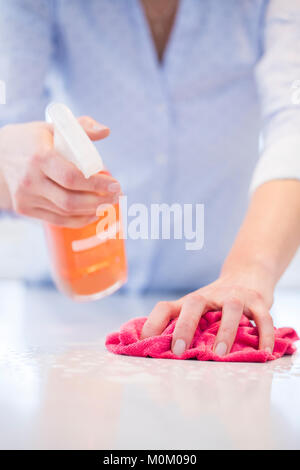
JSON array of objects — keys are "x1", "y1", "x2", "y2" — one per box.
[{"x1": 44, "y1": 103, "x2": 127, "y2": 300}]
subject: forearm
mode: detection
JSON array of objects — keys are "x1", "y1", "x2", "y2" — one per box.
[{"x1": 221, "y1": 180, "x2": 300, "y2": 293}]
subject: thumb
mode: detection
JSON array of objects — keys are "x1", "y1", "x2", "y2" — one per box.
[{"x1": 77, "y1": 115, "x2": 110, "y2": 141}]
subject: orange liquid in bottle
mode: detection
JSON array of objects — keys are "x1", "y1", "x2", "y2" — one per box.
[{"x1": 45, "y1": 201, "x2": 127, "y2": 300}]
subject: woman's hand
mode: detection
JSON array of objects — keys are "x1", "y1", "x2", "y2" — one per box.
[
  {"x1": 142, "y1": 179, "x2": 300, "y2": 358},
  {"x1": 0, "y1": 117, "x2": 121, "y2": 227},
  {"x1": 141, "y1": 266, "x2": 275, "y2": 356}
]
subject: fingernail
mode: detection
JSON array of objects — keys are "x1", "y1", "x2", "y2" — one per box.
[
  {"x1": 108, "y1": 182, "x2": 121, "y2": 193},
  {"x1": 215, "y1": 342, "x2": 227, "y2": 357},
  {"x1": 172, "y1": 339, "x2": 186, "y2": 356},
  {"x1": 92, "y1": 123, "x2": 109, "y2": 132},
  {"x1": 265, "y1": 347, "x2": 272, "y2": 354}
]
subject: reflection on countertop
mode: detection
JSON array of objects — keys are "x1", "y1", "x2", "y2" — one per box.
[{"x1": 0, "y1": 281, "x2": 299, "y2": 450}]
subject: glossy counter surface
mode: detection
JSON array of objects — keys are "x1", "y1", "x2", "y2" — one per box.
[{"x1": 0, "y1": 281, "x2": 299, "y2": 450}]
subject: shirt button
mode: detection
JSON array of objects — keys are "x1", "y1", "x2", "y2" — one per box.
[{"x1": 155, "y1": 152, "x2": 168, "y2": 165}]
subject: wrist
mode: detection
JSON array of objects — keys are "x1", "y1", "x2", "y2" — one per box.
[
  {"x1": 0, "y1": 170, "x2": 12, "y2": 210},
  {"x1": 220, "y1": 260, "x2": 276, "y2": 307}
]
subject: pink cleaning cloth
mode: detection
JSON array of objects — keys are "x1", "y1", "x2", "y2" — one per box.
[{"x1": 105, "y1": 311, "x2": 299, "y2": 362}]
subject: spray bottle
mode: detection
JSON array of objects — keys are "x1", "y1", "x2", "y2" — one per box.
[{"x1": 44, "y1": 103, "x2": 127, "y2": 300}]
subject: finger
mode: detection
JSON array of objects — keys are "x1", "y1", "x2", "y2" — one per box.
[
  {"x1": 30, "y1": 197, "x2": 76, "y2": 217},
  {"x1": 40, "y1": 178, "x2": 119, "y2": 215},
  {"x1": 171, "y1": 294, "x2": 207, "y2": 356},
  {"x1": 40, "y1": 150, "x2": 121, "y2": 194},
  {"x1": 77, "y1": 116, "x2": 110, "y2": 140},
  {"x1": 141, "y1": 301, "x2": 181, "y2": 339},
  {"x1": 213, "y1": 297, "x2": 244, "y2": 357},
  {"x1": 251, "y1": 309, "x2": 275, "y2": 353},
  {"x1": 30, "y1": 207, "x2": 98, "y2": 228},
  {"x1": 36, "y1": 195, "x2": 117, "y2": 218}
]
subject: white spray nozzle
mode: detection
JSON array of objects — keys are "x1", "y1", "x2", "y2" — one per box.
[{"x1": 45, "y1": 102, "x2": 104, "y2": 178}]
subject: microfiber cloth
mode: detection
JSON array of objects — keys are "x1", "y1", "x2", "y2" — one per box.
[{"x1": 105, "y1": 311, "x2": 299, "y2": 362}]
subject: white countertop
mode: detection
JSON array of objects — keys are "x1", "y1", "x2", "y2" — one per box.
[{"x1": 0, "y1": 280, "x2": 299, "y2": 450}]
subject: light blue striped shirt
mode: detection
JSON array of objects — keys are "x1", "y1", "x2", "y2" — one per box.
[{"x1": 0, "y1": 0, "x2": 300, "y2": 293}]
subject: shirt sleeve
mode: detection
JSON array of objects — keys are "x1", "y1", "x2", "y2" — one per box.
[
  {"x1": 0, "y1": 0, "x2": 54, "y2": 126},
  {"x1": 250, "y1": 0, "x2": 300, "y2": 192}
]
